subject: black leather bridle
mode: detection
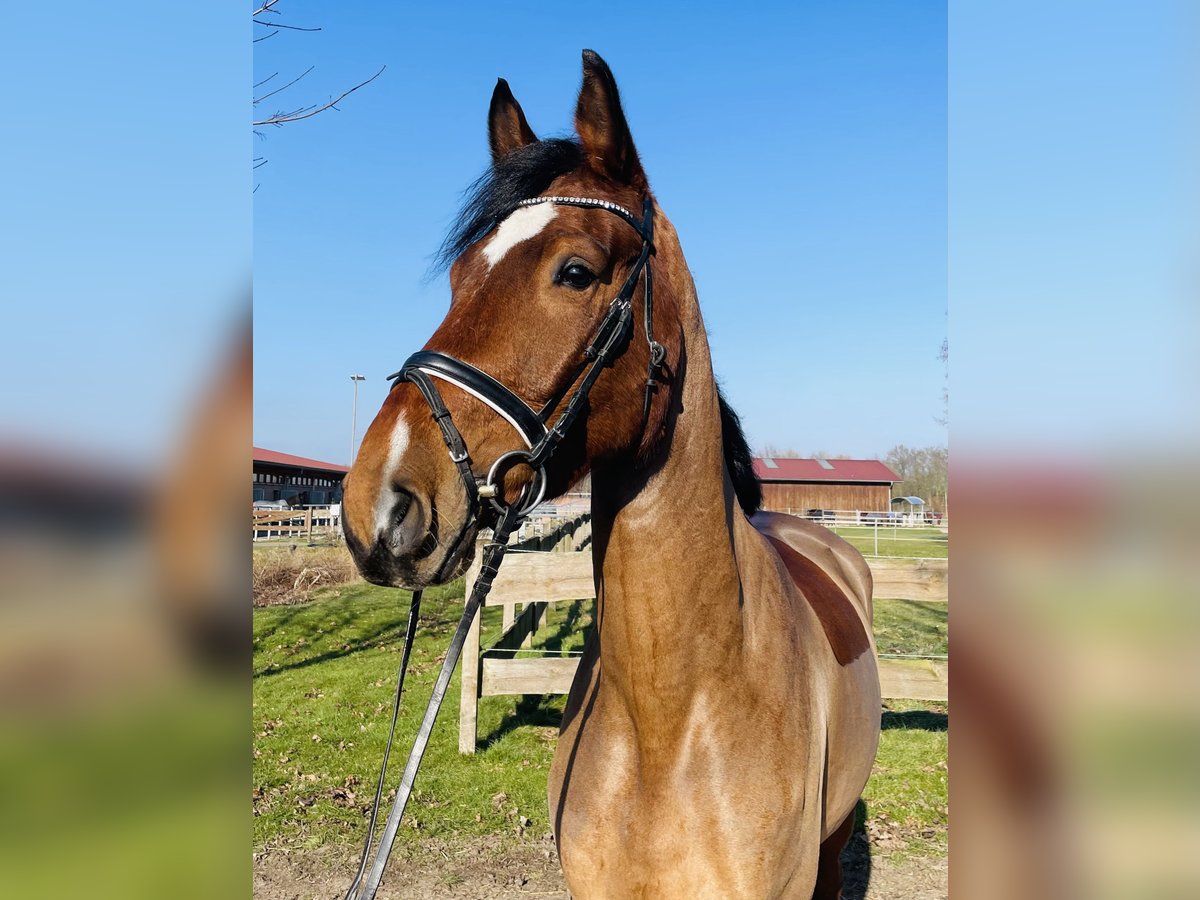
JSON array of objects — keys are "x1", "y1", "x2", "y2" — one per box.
[
  {"x1": 392, "y1": 195, "x2": 663, "y2": 526},
  {"x1": 345, "y1": 195, "x2": 661, "y2": 900}
]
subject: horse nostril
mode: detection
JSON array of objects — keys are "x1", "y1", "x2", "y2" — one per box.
[{"x1": 390, "y1": 488, "x2": 413, "y2": 530}]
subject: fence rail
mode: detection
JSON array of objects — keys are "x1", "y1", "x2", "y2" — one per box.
[
  {"x1": 774, "y1": 508, "x2": 948, "y2": 529},
  {"x1": 251, "y1": 505, "x2": 341, "y2": 541},
  {"x1": 459, "y1": 513, "x2": 593, "y2": 753},
  {"x1": 457, "y1": 525, "x2": 948, "y2": 753},
  {"x1": 870, "y1": 557, "x2": 948, "y2": 602}
]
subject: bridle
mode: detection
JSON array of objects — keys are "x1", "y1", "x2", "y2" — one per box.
[
  {"x1": 394, "y1": 195, "x2": 663, "y2": 530},
  {"x1": 345, "y1": 195, "x2": 661, "y2": 900}
]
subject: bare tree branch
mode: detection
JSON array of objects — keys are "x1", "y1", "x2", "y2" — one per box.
[
  {"x1": 252, "y1": 66, "x2": 385, "y2": 126},
  {"x1": 251, "y1": 1, "x2": 384, "y2": 178},
  {"x1": 253, "y1": 65, "x2": 314, "y2": 105},
  {"x1": 253, "y1": 19, "x2": 321, "y2": 32}
]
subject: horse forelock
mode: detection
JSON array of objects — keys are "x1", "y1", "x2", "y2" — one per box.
[{"x1": 436, "y1": 138, "x2": 583, "y2": 270}]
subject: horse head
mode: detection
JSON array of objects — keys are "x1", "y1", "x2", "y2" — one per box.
[{"x1": 342, "y1": 51, "x2": 685, "y2": 588}]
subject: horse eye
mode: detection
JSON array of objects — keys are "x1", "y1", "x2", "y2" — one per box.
[{"x1": 557, "y1": 263, "x2": 596, "y2": 290}]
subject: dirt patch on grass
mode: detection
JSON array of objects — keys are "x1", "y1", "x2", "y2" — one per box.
[
  {"x1": 254, "y1": 835, "x2": 564, "y2": 899},
  {"x1": 253, "y1": 832, "x2": 946, "y2": 899},
  {"x1": 253, "y1": 545, "x2": 359, "y2": 607}
]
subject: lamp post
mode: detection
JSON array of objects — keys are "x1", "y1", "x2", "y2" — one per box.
[{"x1": 349, "y1": 375, "x2": 366, "y2": 464}]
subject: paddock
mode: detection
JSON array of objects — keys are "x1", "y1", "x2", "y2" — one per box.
[
  {"x1": 252, "y1": 523, "x2": 948, "y2": 897},
  {"x1": 457, "y1": 513, "x2": 948, "y2": 753}
]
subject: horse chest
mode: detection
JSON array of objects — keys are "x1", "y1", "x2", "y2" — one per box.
[{"x1": 552, "y1": 691, "x2": 817, "y2": 899}]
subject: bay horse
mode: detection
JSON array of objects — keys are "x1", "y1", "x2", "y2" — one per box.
[{"x1": 342, "y1": 50, "x2": 880, "y2": 899}]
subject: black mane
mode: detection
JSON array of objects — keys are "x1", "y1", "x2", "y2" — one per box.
[
  {"x1": 436, "y1": 138, "x2": 584, "y2": 269},
  {"x1": 717, "y1": 387, "x2": 761, "y2": 515}
]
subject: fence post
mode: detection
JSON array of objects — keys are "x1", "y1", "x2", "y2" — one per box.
[
  {"x1": 305, "y1": 507, "x2": 313, "y2": 539},
  {"x1": 874, "y1": 521, "x2": 879, "y2": 557}
]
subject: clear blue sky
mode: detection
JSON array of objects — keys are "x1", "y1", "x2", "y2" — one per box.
[
  {"x1": 1, "y1": 4, "x2": 1191, "y2": 472},
  {"x1": 1, "y1": 4, "x2": 248, "y2": 465},
  {"x1": 950, "y1": 1, "x2": 1196, "y2": 456},
  {"x1": 253, "y1": 1, "x2": 948, "y2": 465}
]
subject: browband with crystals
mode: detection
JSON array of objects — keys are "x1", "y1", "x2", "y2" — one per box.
[{"x1": 515, "y1": 195, "x2": 644, "y2": 234}]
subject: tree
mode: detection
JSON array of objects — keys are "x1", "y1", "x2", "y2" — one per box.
[
  {"x1": 759, "y1": 444, "x2": 802, "y2": 458},
  {"x1": 936, "y1": 338, "x2": 948, "y2": 427},
  {"x1": 252, "y1": 2, "x2": 384, "y2": 175},
  {"x1": 758, "y1": 445, "x2": 853, "y2": 460},
  {"x1": 884, "y1": 444, "x2": 948, "y2": 513}
]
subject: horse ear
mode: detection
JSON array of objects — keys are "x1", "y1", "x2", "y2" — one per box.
[
  {"x1": 574, "y1": 50, "x2": 646, "y2": 189},
  {"x1": 488, "y1": 78, "x2": 538, "y2": 162}
]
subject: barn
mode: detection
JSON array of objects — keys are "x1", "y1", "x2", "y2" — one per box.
[
  {"x1": 253, "y1": 448, "x2": 348, "y2": 506},
  {"x1": 752, "y1": 457, "x2": 901, "y2": 515}
]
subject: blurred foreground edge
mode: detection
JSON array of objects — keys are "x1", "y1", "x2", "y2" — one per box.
[
  {"x1": 0, "y1": 324, "x2": 251, "y2": 900},
  {"x1": 952, "y1": 456, "x2": 1200, "y2": 900}
]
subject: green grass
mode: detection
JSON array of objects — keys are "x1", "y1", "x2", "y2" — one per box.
[
  {"x1": 826, "y1": 525, "x2": 948, "y2": 559},
  {"x1": 253, "y1": 580, "x2": 579, "y2": 852},
  {"x1": 873, "y1": 599, "x2": 947, "y2": 657},
  {"x1": 253, "y1": 582, "x2": 947, "y2": 855},
  {"x1": 4, "y1": 685, "x2": 247, "y2": 898},
  {"x1": 866, "y1": 699, "x2": 948, "y2": 854}
]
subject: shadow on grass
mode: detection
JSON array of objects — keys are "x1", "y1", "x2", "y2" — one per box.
[
  {"x1": 252, "y1": 589, "x2": 460, "y2": 679},
  {"x1": 539, "y1": 602, "x2": 592, "y2": 655},
  {"x1": 882, "y1": 709, "x2": 947, "y2": 732},
  {"x1": 482, "y1": 600, "x2": 592, "y2": 660},
  {"x1": 476, "y1": 601, "x2": 594, "y2": 749},
  {"x1": 841, "y1": 798, "x2": 873, "y2": 900},
  {"x1": 479, "y1": 694, "x2": 564, "y2": 750}
]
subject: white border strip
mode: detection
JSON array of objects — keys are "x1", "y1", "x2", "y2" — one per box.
[{"x1": 418, "y1": 367, "x2": 543, "y2": 449}]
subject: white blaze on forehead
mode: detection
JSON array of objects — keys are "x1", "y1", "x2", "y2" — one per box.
[
  {"x1": 373, "y1": 411, "x2": 411, "y2": 536},
  {"x1": 481, "y1": 203, "x2": 558, "y2": 269}
]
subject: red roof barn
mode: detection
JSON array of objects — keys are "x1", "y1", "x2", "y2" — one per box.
[
  {"x1": 753, "y1": 457, "x2": 900, "y2": 514},
  {"x1": 253, "y1": 447, "x2": 348, "y2": 506}
]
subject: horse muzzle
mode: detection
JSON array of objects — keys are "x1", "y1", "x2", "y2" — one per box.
[{"x1": 344, "y1": 476, "x2": 478, "y2": 589}]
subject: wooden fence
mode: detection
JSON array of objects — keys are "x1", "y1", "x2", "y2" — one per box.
[
  {"x1": 774, "y1": 509, "x2": 948, "y2": 528},
  {"x1": 252, "y1": 505, "x2": 340, "y2": 541},
  {"x1": 458, "y1": 514, "x2": 593, "y2": 753},
  {"x1": 457, "y1": 526, "x2": 948, "y2": 753}
]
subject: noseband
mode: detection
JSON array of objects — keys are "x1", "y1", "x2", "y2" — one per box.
[{"x1": 346, "y1": 195, "x2": 660, "y2": 900}]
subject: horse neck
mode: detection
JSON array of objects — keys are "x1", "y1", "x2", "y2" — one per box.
[{"x1": 590, "y1": 247, "x2": 746, "y2": 728}]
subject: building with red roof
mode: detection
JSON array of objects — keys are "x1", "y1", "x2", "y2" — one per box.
[
  {"x1": 753, "y1": 457, "x2": 900, "y2": 515},
  {"x1": 253, "y1": 447, "x2": 349, "y2": 506}
]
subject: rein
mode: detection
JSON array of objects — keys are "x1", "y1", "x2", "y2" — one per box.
[{"x1": 344, "y1": 195, "x2": 658, "y2": 900}]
